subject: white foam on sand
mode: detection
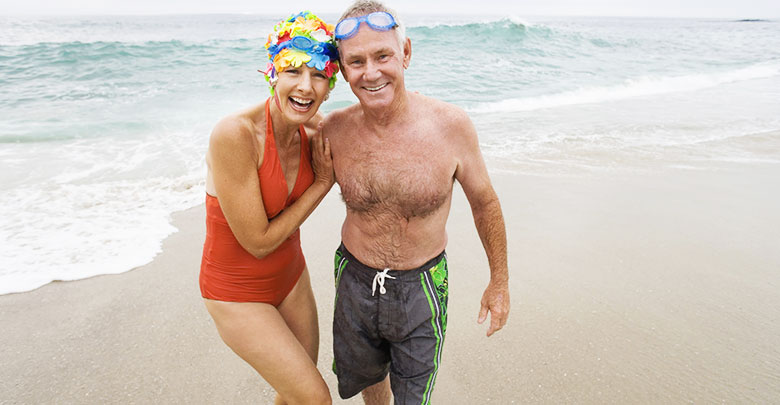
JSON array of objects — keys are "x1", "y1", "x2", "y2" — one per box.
[
  {"x1": 0, "y1": 129, "x2": 206, "y2": 295},
  {"x1": 0, "y1": 174, "x2": 204, "y2": 295}
]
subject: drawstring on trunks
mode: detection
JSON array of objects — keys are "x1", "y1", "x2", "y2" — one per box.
[{"x1": 372, "y1": 268, "x2": 396, "y2": 296}]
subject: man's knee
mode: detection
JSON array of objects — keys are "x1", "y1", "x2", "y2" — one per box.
[{"x1": 361, "y1": 376, "x2": 391, "y2": 405}]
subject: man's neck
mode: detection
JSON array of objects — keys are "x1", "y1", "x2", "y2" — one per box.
[{"x1": 361, "y1": 90, "x2": 411, "y2": 130}]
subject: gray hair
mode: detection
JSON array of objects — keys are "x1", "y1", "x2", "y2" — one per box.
[{"x1": 337, "y1": 0, "x2": 406, "y2": 49}]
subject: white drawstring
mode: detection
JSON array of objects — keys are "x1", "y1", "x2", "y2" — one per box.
[{"x1": 372, "y1": 268, "x2": 396, "y2": 296}]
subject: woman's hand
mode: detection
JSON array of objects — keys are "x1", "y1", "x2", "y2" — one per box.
[{"x1": 311, "y1": 123, "x2": 335, "y2": 188}]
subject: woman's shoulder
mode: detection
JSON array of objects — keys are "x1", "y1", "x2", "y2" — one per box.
[{"x1": 210, "y1": 103, "x2": 266, "y2": 151}]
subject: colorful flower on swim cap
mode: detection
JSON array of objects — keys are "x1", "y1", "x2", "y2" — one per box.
[
  {"x1": 263, "y1": 11, "x2": 340, "y2": 95},
  {"x1": 307, "y1": 52, "x2": 330, "y2": 71},
  {"x1": 324, "y1": 60, "x2": 339, "y2": 79},
  {"x1": 275, "y1": 48, "x2": 312, "y2": 70}
]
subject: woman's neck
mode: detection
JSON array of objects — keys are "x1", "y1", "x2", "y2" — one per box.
[{"x1": 268, "y1": 97, "x2": 299, "y2": 148}]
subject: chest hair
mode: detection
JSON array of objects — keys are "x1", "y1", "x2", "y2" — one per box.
[{"x1": 337, "y1": 136, "x2": 454, "y2": 219}]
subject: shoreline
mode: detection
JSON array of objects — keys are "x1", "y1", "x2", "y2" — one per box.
[{"x1": 2, "y1": 165, "x2": 780, "y2": 402}]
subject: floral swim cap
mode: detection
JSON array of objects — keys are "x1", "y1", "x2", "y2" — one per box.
[{"x1": 263, "y1": 11, "x2": 340, "y2": 94}]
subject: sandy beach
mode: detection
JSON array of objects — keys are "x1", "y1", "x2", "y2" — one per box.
[
  {"x1": 3, "y1": 8, "x2": 780, "y2": 404},
  {"x1": 2, "y1": 164, "x2": 780, "y2": 403}
]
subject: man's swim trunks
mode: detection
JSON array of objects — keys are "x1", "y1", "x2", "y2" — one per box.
[
  {"x1": 199, "y1": 99, "x2": 314, "y2": 306},
  {"x1": 332, "y1": 243, "x2": 448, "y2": 404}
]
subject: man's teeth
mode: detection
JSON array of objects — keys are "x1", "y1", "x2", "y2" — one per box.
[
  {"x1": 291, "y1": 97, "x2": 313, "y2": 105},
  {"x1": 366, "y1": 83, "x2": 387, "y2": 91}
]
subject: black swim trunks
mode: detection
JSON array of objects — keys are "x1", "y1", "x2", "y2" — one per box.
[{"x1": 332, "y1": 243, "x2": 448, "y2": 404}]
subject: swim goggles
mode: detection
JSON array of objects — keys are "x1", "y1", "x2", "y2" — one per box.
[
  {"x1": 267, "y1": 36, "x2": 335, "y2": 60},
  {"x1": 334, "y1": 11, "x2": 397, "y2": 40}
]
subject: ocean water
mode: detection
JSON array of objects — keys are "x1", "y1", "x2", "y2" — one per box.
[{"x1": 1, "y1": 14, "x2": 779, "y2": 294}]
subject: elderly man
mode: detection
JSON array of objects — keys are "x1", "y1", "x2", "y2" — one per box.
[{"x1": 323, "y1": 1, "x2": 510, "y2": 404}]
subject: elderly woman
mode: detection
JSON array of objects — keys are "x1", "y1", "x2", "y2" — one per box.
[{"x1": 199, "y1": 11, "x2": 338, "y2": 404}]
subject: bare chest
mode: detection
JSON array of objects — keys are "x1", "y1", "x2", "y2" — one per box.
[{"x1": 334, "y1": 134, "x2": 455, "y2": 218}]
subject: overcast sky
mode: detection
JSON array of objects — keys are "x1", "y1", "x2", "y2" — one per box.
[{"x1": 1, "y1": 0, "x2": 778, "y2": 18}]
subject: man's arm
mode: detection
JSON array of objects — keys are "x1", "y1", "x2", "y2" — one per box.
[{"x1": 451, "y1": 108, "x2": 510, "y2": 337}]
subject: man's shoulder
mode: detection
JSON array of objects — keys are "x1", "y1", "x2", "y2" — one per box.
[
  {"x1": 411, "y1": 92, "x2": 469, "y2": 123},
  {"x1": 324, "y1": 103, "x2": 360, "y2": 125},
  {"x1": 322, "y1": 104, "x2": 361, "y2": 143},
  {"x1": 410, "y1": 93, "x2": 472, "y2": 132}
]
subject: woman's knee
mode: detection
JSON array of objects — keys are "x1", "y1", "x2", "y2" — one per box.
[
  {"x1": 296, "y1": 384, "x2": 332, "y2": 405},
  {"x1": 279, "y1": 380, "x2": 331, "y2": 405}
]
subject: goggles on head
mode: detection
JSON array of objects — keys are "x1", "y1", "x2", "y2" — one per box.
[
  {"x1": 335, "y1": 11, "x2": 397, "y2": 40},
  {"x1": 269, "y1": 36, "x2": 329, "y2": 58}
]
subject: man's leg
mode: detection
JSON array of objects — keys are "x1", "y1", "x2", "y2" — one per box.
[
  {"x1": 361, "y1": 375, "x2": 391, "y2": 405},
  {"x1": 333, "y1": 245, "x2": 391, "y2": 400},
  {"x1": 388, "y1": 255, "x2": 449, "y2": 404}
]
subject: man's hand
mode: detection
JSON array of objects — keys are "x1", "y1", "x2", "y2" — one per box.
[{"x1": 477, "y1": 280, "x2": 510, "y2": 337}]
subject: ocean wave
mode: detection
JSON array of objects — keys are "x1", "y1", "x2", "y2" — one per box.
[
  {"x1": 0, "y1": 120, "x2": 156, "y2": 144},
  {"x1": 468, "y1": 62, "x2": 780, "y2": 113},
  {"x1": 0, "y1": 14, "x2": 274, "y2": 46},
  {"x1": 0, "y1": 38, "x2": 250, "y2": 60},
  {"x1": 410, "y1": 15, "x2": 532, "y2": 30},
  {"x1": 408, "y1": 16, "x2": 547, "y2": 40}
]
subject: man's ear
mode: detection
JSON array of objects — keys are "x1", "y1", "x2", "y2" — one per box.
[
  {"x1": 402, "y1": 37, "x2": 412, "y2": 69},
  {"x1": 340, "y1": 60, "x2": 350, "y2": 82}
]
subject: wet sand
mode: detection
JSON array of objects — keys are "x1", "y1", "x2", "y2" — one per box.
[{"x1": 2, "y1": 165, "x2": 779, "y2": 403}]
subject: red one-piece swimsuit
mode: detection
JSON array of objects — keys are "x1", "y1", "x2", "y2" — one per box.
[{"x1": 200, "y1": 100, "x2": 314, "y2": 305}]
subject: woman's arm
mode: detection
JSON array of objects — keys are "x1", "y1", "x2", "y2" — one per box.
[{"x1": 209, "y1": 114, "x2": 334, "y2": 258}]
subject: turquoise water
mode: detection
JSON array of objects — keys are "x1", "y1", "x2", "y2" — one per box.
[{"x1": 1, "y1": 14, "x2": 779, "y2": 294}]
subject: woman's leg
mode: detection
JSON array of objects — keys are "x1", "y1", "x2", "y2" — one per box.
[
  {"x1": 277, "y1": 266, "x2": 320, "y2": 365},
  {"x1": 203, "y1": 267, "x2": 330, "y2": 404},
  {"x1": 275, "y1": 266, "x2": 324, "y2": 404}
]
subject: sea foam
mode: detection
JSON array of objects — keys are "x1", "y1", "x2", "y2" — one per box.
[{"x1": 468, "y1": 62, "x2": 780, "y2": 113}]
